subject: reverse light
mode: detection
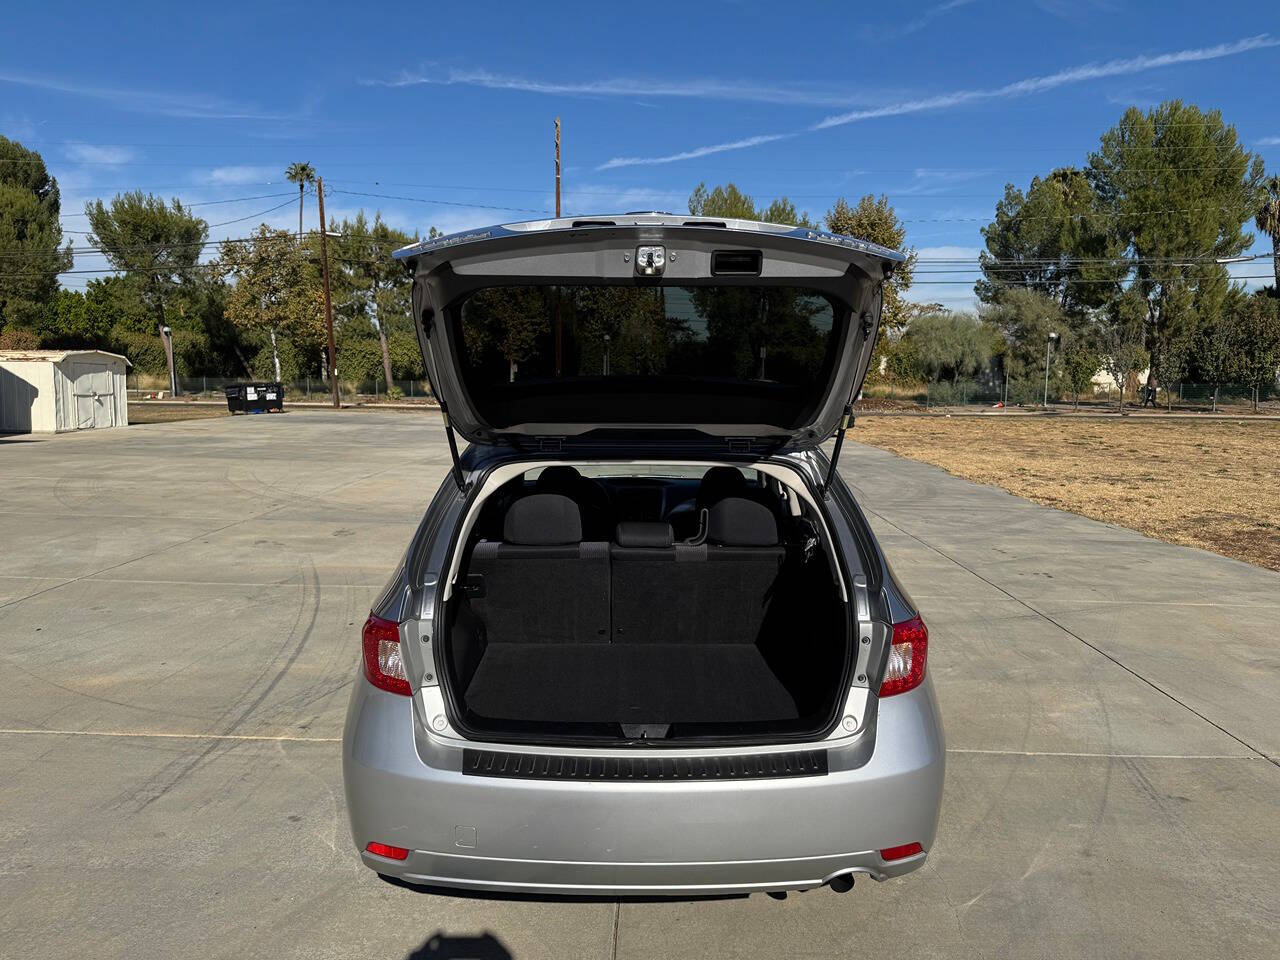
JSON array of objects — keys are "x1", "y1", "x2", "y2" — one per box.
[
  {"x1": 880, "y1": 842, "x2": 924, "y2": 862},
  {"x1": 366, "y1": 841, "x2": 410, "y2": 861},
  {"x1": 362, "y1": 614, "x2": 411, "y2": 696},
  {"x1": 879, "y1": 616, "x2": 928, "y2": 697}
]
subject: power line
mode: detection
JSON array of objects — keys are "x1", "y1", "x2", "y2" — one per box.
[
  {"x1": 59, "y1": 191, "x2": 297, "y2": 218},
  {"x1": 327, "y1": 188, "x2": 550, "y2": 215}
]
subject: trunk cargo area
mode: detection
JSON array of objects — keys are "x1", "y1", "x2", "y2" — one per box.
[
  {"x1": 464, "y1": 644, "x2": 801, "y2": 725},
  {"x1": 442, "y1": 467, "x2": 850, "y2": 741}
]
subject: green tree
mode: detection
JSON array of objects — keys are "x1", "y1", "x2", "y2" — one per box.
[
  {"x1": 759, "y1": 196, "x2": 815, "y2": 228},
  {"x1": 824, "y1": 195, "x2": 916, "y2": 333},
  {"x1": 0, "y1": 135, "x2": 73, "y2": 334},
  {"x1": 901, "y1": 311, "x2": 990, "y2": 384},
  {"x1": 85, "y1": 192, "x2": 209, "y2": 347},
  {"x1": 1255, "y1": 174, "x2": 1280, "y2": 291},
  {"x1": 1057, "y1": 331, "x2": 1102, "y2": 410},
  {"x1": 1195, "y1": 302, "x2": 1242, "y2": 412},
  {"x1": 688, "y1": 182, "x2": 813, "y2": 226},
  {"x1": 978, "y1": 287, "x2": 1067, "y2": 380},
  {"x1": 285, "y1": 162, "x2": 316, "y2": 239},
  {"x1": 1088, "y1": 101, "x2": 1263, "y2": 395},
  {"x1": 1234, "y1": 293, "x2": 1280, "y2": 412},
  {"x1": 688, "y1": 182, "x2": 758, "y2": 220},
  {"x1": 976, "y1": 167, "x2": 1121, "y2": 315},
  {"x1": 1099, "y1": 288, "x2": 1150, "y2": 412},
  {"x1": 31, "y1": 289, "x2": 112, "y2": 348},
  {"x1": 218, "y1": 226, "x2": 322, "y2": 381},
  {"x1": 330, "y1": 211, "x2": 417, "y2": 386}
]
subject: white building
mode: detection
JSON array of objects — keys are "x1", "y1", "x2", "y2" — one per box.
[{"x1": 0, "y1": 350, "x2": 130, "y2": 433}]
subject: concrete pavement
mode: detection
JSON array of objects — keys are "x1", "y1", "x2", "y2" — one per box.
[{"x1": 1, "y1": 409, "x2": 1276, "y2": 959}]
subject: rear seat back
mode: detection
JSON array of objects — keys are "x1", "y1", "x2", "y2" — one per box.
[
  {"x1": 466, "y1": 494, "x2": 610, "y2": 643},
  {"x1": 610, "y1": 499, "x2": 785, "y2": 645},
  {"x1": 609, "y1": 521, "x2": 706, "y2": 644}
]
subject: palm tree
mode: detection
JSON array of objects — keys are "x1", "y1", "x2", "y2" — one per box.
[
  {"x1": 284, "y1": 162, "x2": 316, "y2": 240},
  {"x1": 1256, "y1": 174, "x2": 1280, "y2": 291}
]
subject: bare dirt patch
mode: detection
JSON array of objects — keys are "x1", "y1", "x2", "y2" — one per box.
[{"x1": 850, "y1": 416, "x2": 1280, "y2": 571}]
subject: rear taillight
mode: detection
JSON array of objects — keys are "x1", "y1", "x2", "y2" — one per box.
[
  {"x1": 366, "y1": 841, "x2": 410, "y2": 860},
  {"x1": 879, "y1": 615, "x2": 928, "y2": 697},
  {"x1": 362, "y1": 614, "x2": 411, "y2": 696},
  {"x1": 880, "y1": 842, "x2": 924, "y2": 861}
]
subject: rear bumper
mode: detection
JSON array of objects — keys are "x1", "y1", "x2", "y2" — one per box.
[{"x1": 343, "y1": 677, "x2": 945, "y2": 897}]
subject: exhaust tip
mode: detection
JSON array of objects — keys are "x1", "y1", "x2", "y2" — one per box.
[{"x1": 828, "y1": 873, "x2": 855, "y2": 893}]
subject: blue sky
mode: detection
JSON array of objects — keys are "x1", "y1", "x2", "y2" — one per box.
[{"x1": 3, "y1": 0, "x2": 1278, "y2": 309}]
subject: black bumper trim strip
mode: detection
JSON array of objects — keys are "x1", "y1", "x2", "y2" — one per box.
[{"x1": 461, "y1": 747, "x2": 829, "y2": 781}]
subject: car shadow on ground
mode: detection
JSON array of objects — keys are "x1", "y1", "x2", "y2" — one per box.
[
  {"x1": 379, "y1": 873, "x2": 755, "y2": 905},
  {"x1": 405, "y1": 931, "x2": 511, "y2": 959}
]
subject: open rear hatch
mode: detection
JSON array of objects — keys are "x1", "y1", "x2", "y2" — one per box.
[
  {"x1": 394, "y1": 215, "x2": 902, "y2": 744},
  {"x1": 397, "y1": 214, "x2": 905, "y2": 458}
]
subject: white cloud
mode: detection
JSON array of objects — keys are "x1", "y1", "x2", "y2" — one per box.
[
  {"x1": 364, "y1": 66, "x2": 880, "y2": 108},
  {"x1": 894, "y1": 168, "x2": 992, "y2": 196},
  {"x1": 0, "y1": 70, "x2": 287, "y2": 120},
  {"x1": 1257, "y1": 136, "x2": 1280, "y2": 146},
  {"x1": 63, "y1": 143, "x2": 136, "y2": 165},
  {"x1": 601, "y1": 34, "x2": 1277, "y2": 169},
  {"x1": 598, "y1": 133, "x2": 794, "y2": 170},
  {"x1": 813, "y1": 35, "x2": 1276, "y2": 130},
  {"x1": 202, "y1": 165, "x2": 280, "y2": 186},
  {"x1": 867, "y1": 0, "x2": 978, "y2": 39}
]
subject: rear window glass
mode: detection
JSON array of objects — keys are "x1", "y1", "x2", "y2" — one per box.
[{"x1": 453, "y1": 285, "x2": 842, "y2": 430}]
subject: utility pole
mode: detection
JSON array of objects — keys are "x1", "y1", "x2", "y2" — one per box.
[
  {"x1": 553, "y1": 117, "x2": 563, "y2": 376},
  {"x1": 317, "y1": 176, "x2": 339, "y2": 409}
]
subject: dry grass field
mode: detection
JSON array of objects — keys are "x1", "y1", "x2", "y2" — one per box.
[
  {"x1": 128, "y1": 403, "x2": 230, "y2": 424},
  {"x1": 851, "y1": 416, "x2": 1280, "y2": 571}
]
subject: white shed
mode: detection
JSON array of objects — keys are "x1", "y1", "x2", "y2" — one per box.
[{"x1": 0, "y1": 349, "x2": 130, "y2": 433}]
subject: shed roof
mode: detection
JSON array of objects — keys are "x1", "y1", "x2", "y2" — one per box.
[{"x1": 0, "y1": 349, "x2": 131, "y2": 366}]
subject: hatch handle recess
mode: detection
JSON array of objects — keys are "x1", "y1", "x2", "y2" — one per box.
[
  {"x1": 439, "y1": 401, "x2": 466, "y2": 491},
  {"x1": 822, "y1": 404, "x2": 854, "y2": 498}
]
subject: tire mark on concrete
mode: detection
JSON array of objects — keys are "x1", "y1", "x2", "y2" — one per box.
[{"x1": 116, "y1": 563, "x2": 323, "y2": 810}]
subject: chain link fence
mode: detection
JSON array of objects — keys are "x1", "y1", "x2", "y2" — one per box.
[
  {"x1": 127, "y1": 373, "x2": 436, "y2": 404},
  {"x1": 860, "y1": 379, "x2": 1278, "y2": 412}
]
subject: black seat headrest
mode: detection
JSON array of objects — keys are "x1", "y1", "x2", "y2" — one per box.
[
  {"x1": 614, "y1": 521, "x2": 674, "y2": 548},
  {"x1": 696, "y1": 466, "x2": 747, "y2": 509},
  {"x1": 536, "y1": 465, "x2": 583, "y2": 491},
  {"x1": 707, "y1": 498, "x2": 778, "y2": 547},
  {"x1": 504, "y1": 494, "x2": 582, "y2": 545}
]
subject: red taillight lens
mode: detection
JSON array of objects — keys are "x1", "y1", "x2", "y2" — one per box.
[
  {"x1": 880, "y1": 842, "x2": 924, "y2": 862},
  {"x1": 361, "y1": 614, "x2": 411, "y2": 696},
  {"x1": 366, "y1": 841, "x2": 410, "y2": 861},
  {"x1": 879, "y1": 615, "x2": 928, "y2": 697}
]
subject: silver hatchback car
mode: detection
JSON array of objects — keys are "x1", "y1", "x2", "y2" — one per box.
[{"x1": 342, "y1": 213, "x2": 944, "y2": 897}]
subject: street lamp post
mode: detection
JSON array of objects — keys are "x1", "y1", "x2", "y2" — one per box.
[
  {"x1": 1043, "y1": 332, "x2": 1059, "y2": 408},
  {"x1": 159, "y1": 324, "x2": 178, "y2": 397}
]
